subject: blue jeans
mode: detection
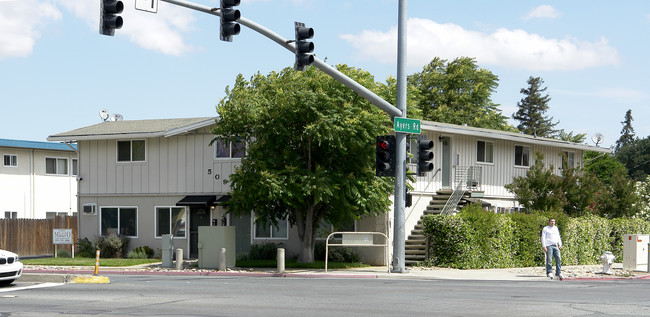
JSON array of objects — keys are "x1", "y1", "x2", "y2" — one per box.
[{"x1": 545, "y1": 245, "x2": 562, "y2": 275}]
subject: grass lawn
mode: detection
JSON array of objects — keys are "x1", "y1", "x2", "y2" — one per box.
[{"x1": 22, "y1": 257, "x2": 161, "y2": 267}]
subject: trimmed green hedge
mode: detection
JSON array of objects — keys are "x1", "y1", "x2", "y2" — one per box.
[{"x1": 422, "y1": 204, "x2": 650, "y2": 269}]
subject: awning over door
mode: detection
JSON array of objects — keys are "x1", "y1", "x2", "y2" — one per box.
[{"x1": 176, "y1": 195, "x2": 231, "y2": 207}]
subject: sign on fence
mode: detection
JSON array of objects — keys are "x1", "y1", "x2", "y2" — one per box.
[
  {"x1": 53, "y1": 228, "x2": 74, "y2": 258},
  {"x1": 53, "y1": 229, "x2": 73, "y2": 244}
]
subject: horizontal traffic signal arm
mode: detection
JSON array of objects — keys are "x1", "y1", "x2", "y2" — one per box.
[{"x1": 158, "y1": 0, "x2": 401, "y2": 118}]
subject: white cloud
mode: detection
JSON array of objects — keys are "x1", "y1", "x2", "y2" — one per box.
[
  {"x1": 55, "y1": 0, "x2": 196, "y2": 56},
  {"x1": 523, "y1": 5, "x2": 561, "y2": 20},
  {"x1": 0, "y1": 0, "x2": 62, "y2": 59},
  {"x1": 340, "y1": 18, "x2": 620, "y2": 71}
]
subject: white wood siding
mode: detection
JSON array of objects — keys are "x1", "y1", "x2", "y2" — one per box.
[
  {"x1": 412, "y1": 131, "x2": 585, "y2": 199},
  {"x1": 79, "y1": 128, "x2": 240, "y2": 195}
]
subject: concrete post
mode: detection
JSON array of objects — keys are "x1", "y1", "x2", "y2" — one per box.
[
  {"x1": 175, "y1": 248, "x2": 183, "y2": 270},
  {"x1": 277, "y1": 248, "x2": 285, "y2": 273},
  {"x1": 218, "y1": 248, "x2": 227, "y2": 271}
]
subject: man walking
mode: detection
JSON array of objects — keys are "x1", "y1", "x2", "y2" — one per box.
[{"x1": 542, "y1": 218, "x2": 565, "y2": 280}]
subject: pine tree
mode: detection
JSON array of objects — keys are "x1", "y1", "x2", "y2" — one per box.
[
  {"x1": 614, "y1": 109, "x2": 635, "y2": 153},
  {"x1": 512, "y1": 76, "x2": 558, "y2": 137}
]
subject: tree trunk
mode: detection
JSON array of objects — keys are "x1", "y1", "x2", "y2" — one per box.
[{"x1": 296, "y1": 205, "x2": 316, "y2": 263}]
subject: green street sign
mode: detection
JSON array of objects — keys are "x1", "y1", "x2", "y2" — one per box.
[{"x1": 394, "y1": 117, "x2": 421, "y2": 134}]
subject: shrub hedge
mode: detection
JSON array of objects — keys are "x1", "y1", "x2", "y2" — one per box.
[{"x1": 422, "y1": 204, "x2": 650, "y2": 269}]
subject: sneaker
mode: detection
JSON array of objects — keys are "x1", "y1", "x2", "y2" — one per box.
[
  {"x1": 547, "y1": 273, "x2": 554, "y2": 279},
  {"x1": 558, "y1": 274, "x2": 565, "y2": 281}
]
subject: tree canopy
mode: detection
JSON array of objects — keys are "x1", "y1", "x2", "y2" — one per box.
[
  {"x1": 512, "y1": 76, "x2": 558, "y2": 137},
  {"x1": 211, "y1": 65, "x2": 394, "y2": 263},
  {"x1": 408, "y1": 57, "x2": 512, "y2": 130},
  {"x1": 616, "y1": 137, "x2": 650, "y2": 182}
]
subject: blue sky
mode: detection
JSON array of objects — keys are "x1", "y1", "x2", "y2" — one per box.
[{"x1": 1, "y1": 0, "x2": 648, "y2": 148}]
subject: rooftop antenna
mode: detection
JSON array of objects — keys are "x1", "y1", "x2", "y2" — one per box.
[
  {"x1": 110, "y1": 113, "x2": 124, "y2": 121},
  {"x1": 99, "y1": 108, "x2": 110, "y2": 121},
  {"x1": 591, "y1": 133, "x2": 604, "y2": 147}
]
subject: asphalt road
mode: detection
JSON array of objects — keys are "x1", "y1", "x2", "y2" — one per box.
[{"x1": 2, "y1": 275, "x2": 650, "y2": 316}]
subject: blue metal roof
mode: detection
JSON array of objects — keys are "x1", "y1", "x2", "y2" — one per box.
[{"x1": 0, "y1": 139, "x2": 77, "y2": 151}]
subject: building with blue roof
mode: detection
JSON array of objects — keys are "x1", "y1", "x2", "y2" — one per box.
[{"x1": 1, "y1": 138, "x2": 78, "y2": 219}]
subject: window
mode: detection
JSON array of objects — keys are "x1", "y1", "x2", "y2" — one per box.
[
  {"x1": 46, "y1": 212, "x2": 67, "y2": 219},
  {"x1": 514, "y1": 145, "x2": 530, "y2": 167},
  {"x1": 117, "y1": 140, "x2": 145, "y2": 162},
  {"x1": 476, "y1": 141, "x2": 494, "y2": 163},
  {"x1": 562, "y1": 151, "x2": 575, "y2": 170},
  {"x1": 215, "y1": 138, "x2": 246, "y2": 159},
  {"x1": 156, "y1": 207, "x2": 186, "y2": 238},
  {"x1": 100, "y1": 207, "x2": 137, "y2": 237},
  {"x1": 4, "y1": 211, "x2": 17, "y2": 219},
  {"x1": 3, "y1": 154, "x2": 17, "y2": 167},
  {"x1": 46, "y1": 157, "x2": 68, "y2": 175},
  {"x1": 72, "y1": 159, "x2": 78, "y2": 176},
  {"x1": 254, "y1": 217, "x2": 288, "y2": 239}
]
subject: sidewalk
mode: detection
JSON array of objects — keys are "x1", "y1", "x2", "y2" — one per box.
[{"x1": 21, "y1": 262, "x2": 650, "y2": 283}]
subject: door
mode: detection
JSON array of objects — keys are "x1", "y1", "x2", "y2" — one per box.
[
  {"x1": 189, "y1": 207, "x2": 211, "y2": 258},
  {"x1": 441, "y1": 136, "x2": 451, "y2": 188}
]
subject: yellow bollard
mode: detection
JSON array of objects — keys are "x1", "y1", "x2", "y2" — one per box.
[{"x1": 94, "y1": 250, "x2": 101, "y2": 275}]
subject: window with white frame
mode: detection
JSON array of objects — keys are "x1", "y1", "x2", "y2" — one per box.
[
  {"x1": 72, "y1": 159, "x2": 78, "y2": 176},
  {"x1": 561, "y1": 151, "x2": 575, "y2": 170},
  {"x1": 155, "y1": 207, "x2": 186, "y2": 238},
  {"x1": 3, "y1": 154, "x2": 17, "y2": 167},
  {"x1": 46, "y1": 157, "x2": 68, "y2": 175},
  {"x1": 476, "y1": 141, "x2": 494, "y2": 164},
  {"x1": 215, "y1": 138, "x2": 246, "y2": 159},
  {"x1": 100, "y1": 207, "x2": 137, "y2": 237},
  {"x1": 514, "y1": 145, "x2": 530, "y2": 167},
  {"x1": 4, "y1": 211, "x2": 17, "y2": 219},
  {"x1": 254, "y1": 216, "x2": 288, "y2": 239},
  {"x1": 117, "y1": 140, "x2": 146, "y2": 162}
]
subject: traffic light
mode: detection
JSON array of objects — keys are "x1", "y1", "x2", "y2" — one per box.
[
  {"x1": 220, "y1": 0, "x2": 241, "y2": 42},
  {"x1": 99, "y1": 0, "x2": 124, "y2": 36},
  {"x1": 294, "y1": 22, "x2": 314, "y2": 71},
  {"x1": 376, "y1": 135, "x2": 396, "y2": 177},
  {"x1": 417, "y1": 136, "x2": 434, "y2": 176}
]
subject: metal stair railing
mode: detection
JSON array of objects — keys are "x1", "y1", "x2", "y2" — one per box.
[{"x1": 440, "y1": 166, "x2": 482, "y2": 215}]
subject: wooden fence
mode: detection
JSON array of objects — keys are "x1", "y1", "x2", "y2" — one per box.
[{"x1": 0, "y1": 216, "x2": 77, "y2": 257}]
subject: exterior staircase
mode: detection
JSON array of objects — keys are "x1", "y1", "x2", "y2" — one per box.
[{"x1": 404, "y1": 189, "x2": 471, "y2": 266}]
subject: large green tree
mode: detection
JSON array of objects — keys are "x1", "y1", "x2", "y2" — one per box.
[
  {"x1": 408, "y1": 57, "x2": 511, "y2": 130},
  {"x1": 512, "y1": 76, "x2": 558, "y2": 137},
  {"x1": 212, "y1": 65, "x2": 394, "y2": 263},
  {"x1": 616, "y1": 137, "x2": 650, "y2": 181},
  {"x1": 615, "y1": 109, "x2": 635, "y2": 153}
]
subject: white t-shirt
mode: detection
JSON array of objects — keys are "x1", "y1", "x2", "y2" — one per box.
[{"x1": 541, "y1": 225, "x2": 562, "y2": 248}]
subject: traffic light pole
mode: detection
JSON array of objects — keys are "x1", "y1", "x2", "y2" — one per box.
[
  {"x1": 159, "y1": 0, "x2": 402, "y2": 118},
  {"x1": 392, "y1": 0, "x2": 408, "y2": 273}
]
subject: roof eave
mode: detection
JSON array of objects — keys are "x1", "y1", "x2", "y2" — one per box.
[{"x1": 422, "y1": 122, "x2": 611, "y2": 153}]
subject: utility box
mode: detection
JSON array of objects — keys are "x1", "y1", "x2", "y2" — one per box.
[
  {"x1": 623, "y1": 234, "x2": 649, "y2": 271},
  {"x1": 162, "y1": 234, "x2": 174, "y2": 268},
  {"x1": 198, "y1": 226, "x2": 236, "y2": 269}
]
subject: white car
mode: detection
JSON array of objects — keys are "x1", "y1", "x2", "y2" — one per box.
[{"x1": 0, "y1": 249, "x2": 23, "y2": 285}]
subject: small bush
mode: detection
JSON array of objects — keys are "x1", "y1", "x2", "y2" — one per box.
[
  {"x1": 314, "y1": 241, "x2": 361, "y2": 262},
  {"x1": 93, "y1": 234, "x2": 130, "y2": 258},
  {"x1": 77, "y1": 238, "x2": 95, "y2": 258},
  {"x1": 248, "y1": 242, "x2": 278, "y2": 260},
  {"x1": 131, "y1": 246, "x2": 154, "y2": 259},
  {"x1": 127, "y1": 249, "x2": 149, "y2": 259}
]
